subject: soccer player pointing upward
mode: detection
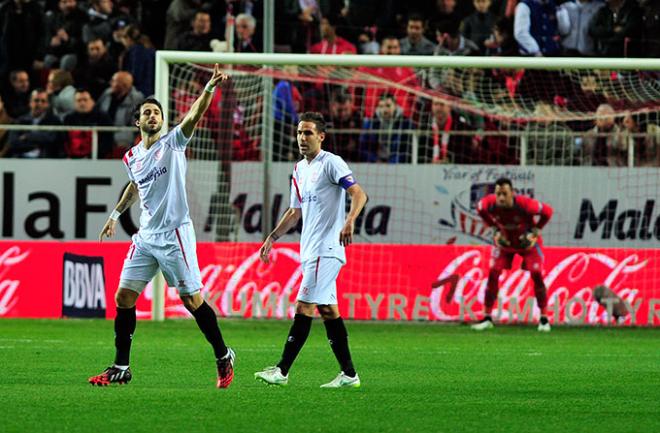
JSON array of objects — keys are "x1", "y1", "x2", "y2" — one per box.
[
  {"x1": 89, "y1": 64, "x2": 237, "y2": 388},
  {"x1": 473, "y1": 178, "x2": 554, "y2": 332},
  {"x1": 255, "y1": 112, "x2": 368, "y2": 388}
]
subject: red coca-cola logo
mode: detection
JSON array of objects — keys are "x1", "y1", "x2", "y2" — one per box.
[
  {"x1": 430, "y1": 250, "x2": 648, "y2": 324},
  {"x1": 0, "y1": 246, "x2": 30, "y2": 316},
  {"x1": 198, "y1": 247, "x2": 302, "y2": 319}
]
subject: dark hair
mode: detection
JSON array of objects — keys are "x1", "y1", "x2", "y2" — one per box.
[
  {"x1": 494, "y1": 17, "x2": 513, "y2": 38},
  {"x1": 193, "y1": 9, "x2": 210, "y2": 19},
  {"x1": 379, "y1": 92, "x2": 396, "y2": 102},
  {"x1": 75, "y1": 87, "x2": 91, "y2": 95},
  {"x1": 330, "y1": 88, "x2": 352, "y2": 104},
  {"x1": 324, "y1": 14, "x2": 342, "y2": 28},
  {"x1": 495, "y1": 177, "x2": 513, "y2": 189},
  {"x1": 380, "y1": 35, "x2": 399, "y2": 44},
  {"x1": 299, "y1": 112, "x2": 327, "y2": 133},
  {"x1": 9, "y1": 70, "x2": 28, "y2": 81},
  {"x1": 133, "y1": 97, "x2": 163, "y2": 121},
  {"x1": 436, "y1": 20, "x2": 460, "y2": 37},
  {"x1": 407, "y1": 13, "x2": 425, "y2": 24}
]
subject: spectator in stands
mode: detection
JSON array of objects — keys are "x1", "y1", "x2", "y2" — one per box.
[
  {"x1": 357, "y1": 26, "x2": 380, "y2": 54},
  {"x1": 640, "y1": 0, "x2": 660, "y2": 58},
  {"x1": 275, "y1": 0, "x2": 320, "y2": 53},
  {"x1": 0, "y1": 95, "x2": 13, "y2": 157},
  {"x1": 119, "y1": 25, "x2": 155, "y2": 96},
  {"x1": 621, "y1": 112, "x2": 658, "y2": 166},
  {"x1": 399, "y1": 14, "x2": 435, "y2": 55},
  {"x1": 434, "y1": 20, "x2": 480, "y2": 56},
  {"x1": 43, "y1": 0, "x2": 88, "y2": 72},
  {"x1": 461, "y1": 0, "x2": 496, "y2": 54},
  {"x1": 309, "y1": 15, "x2": 357, "y2": 54},
  {"x1": 514, "y1": 0, "x2": 568, "y2": 56},
  {"x1": 525, "y1": 102, "x2": 576, "y2": 165},
  {"x1": 62, "y1": 88, "x2": 112, "y2": 158},
  {"x1": 357, "y1": 36, "x2": 420, "y2": 120},
  {"x1": 326, "y1": 88, "x2": 362, "y2": 162},
  {"x1": 582, "y1": 103, "x2": 627, "y2": 166},
  {"x1": 82, "y1": 0, "x2": 115, "y2": 44},
  {"x1": 589, "y1": 0, "x2": 643, "y2": 57},
  {"x1": 343, "y1": 0, "x2": 396, "y2": 43},
  {"x1": 360, "y1": 93, "x2": 413, "y2": 163},
  {"x1": 429, "y1": 21, "x2": 479, "y2": 91},
  {"x1": 485, "y1": 16, "x2": 519, "y2": 56},
  {"x1": 558, "y1": 0, "x2": 604, "y2": 56},
  {"x1": 273, "y1": 65, "x2": 303, "y2": 161},
  {"x1": 46, "y1": 69, "x2": 76, "y2": 119},
  {"x1": 176, "y1": 10, "x2": 213, "y2": 51},
  {"x1": 2, "y1": 70, "x2": 31, "y2": 118},
  {"x1": 234, "y1": 13, "x2": 262, "y2": 53},
  {"x1": 418, "y1": 97, "x2": 478, "y2": 164},
  {"x1": 97, "y1": 71, "x2": 143, "y2": 153},
  {"x1": 164, "y1": 0, "x2": 210, "y2": 50},
  {"x1": 7, "y1": 88, "x2": 63, "y2": 158},
  {"x1": 430, "y1": 0, "x2": 463, "y2": 29},
  {"x1": 0, "y1": 0, "x2": 46, "y2": 79},
  {"x1": 75, "y1": 38, "x2": 117, "y2": 100}
]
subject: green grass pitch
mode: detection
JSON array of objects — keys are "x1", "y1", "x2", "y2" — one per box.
[{"x1": 1, "y1": 319, "x2": 658, "y2": 433}]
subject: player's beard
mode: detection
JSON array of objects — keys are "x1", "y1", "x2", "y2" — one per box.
[{"x1": 142, "y1": 122, "x2": 162, "y2": 136}]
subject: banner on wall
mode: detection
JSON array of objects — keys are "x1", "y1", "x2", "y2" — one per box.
[
  {"x1": 1, "y1": 241, "x2": 659, "y2": 326},
  {"x1": 62, "y1": 253, "x2": 106, "y2": 318},
  {"x1": 3, "y1": 161, "x2": 659, "y2": 249},
  {"x1": 229, "y1": 163, "x2": 660, "y2": 248},
  {"x1": 0, "y1": 160, "x2": 218, "y2": 241}
]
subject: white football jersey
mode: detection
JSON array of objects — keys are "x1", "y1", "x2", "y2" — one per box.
[
  {"x1": 122, "y1": 126, "x2": 193, "y2": 234},
  {"x1": 290, "y1": 150, "x2": 355, "y2": 263}
]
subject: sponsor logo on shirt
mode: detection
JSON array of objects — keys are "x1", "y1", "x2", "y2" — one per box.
[
  {"x1": 137, "y1": 166, "x2": 168, "y2": 186},
  {"x1": 301, "y1": 193, "x2": 318, "y2": 203}
]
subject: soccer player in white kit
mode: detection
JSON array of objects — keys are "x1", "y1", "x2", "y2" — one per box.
[
  {"x1": 88, "y1": 64, "x2": 236, "y2": 388},
  {"x1": 254, "y1": 112, "x2": 368, "y2": 388}
]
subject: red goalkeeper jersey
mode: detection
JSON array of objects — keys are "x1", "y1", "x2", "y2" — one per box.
[{"x1": 477, "y1": 194, "x2": 553, "y2": 251}]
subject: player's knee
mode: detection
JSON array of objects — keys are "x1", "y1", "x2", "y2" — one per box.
[
  {"x1": 180, "y1": 295, "x2": 202, "y2": 312},
  {"x1": 115, "y1": 289, "x2": 138, "y2": 308},
  {"x1": 318, "y1": 305, "x2": 339, "y2": 320},
  {"x1": 295, "y1": 302, "x2": 316, "y2": 317}
]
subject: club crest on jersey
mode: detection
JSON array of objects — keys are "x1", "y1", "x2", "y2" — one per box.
[
  {"x1": 154, "y1": 149, "x2": 163, "y2": 161},
  {"x1": 135, "y1": 160, "x2": 142, "y2": 170},
  {"x1": 311, "y1": 171, "x2": 320, "y2": 183}
]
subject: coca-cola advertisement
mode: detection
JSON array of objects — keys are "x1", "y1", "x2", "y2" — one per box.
[{"x1": 1, "y1": 241, "x2": 659, "y2": 326}]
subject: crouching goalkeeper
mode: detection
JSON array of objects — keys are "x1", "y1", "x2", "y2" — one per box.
[{"x1": 472, "y1": 177, "x2": 554, "y2": 332}]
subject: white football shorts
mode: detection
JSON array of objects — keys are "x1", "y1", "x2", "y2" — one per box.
[
  {"x1": 296, "y1": 257, "x2": 343, "y2": 305},
  {"x1": 119, "y1": 223, "x2": 202, "y2": 295}
]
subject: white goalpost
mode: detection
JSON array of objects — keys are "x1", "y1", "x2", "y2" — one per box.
[{"x1": 150, "y1": 52, "x2": 660, "y2": 323}]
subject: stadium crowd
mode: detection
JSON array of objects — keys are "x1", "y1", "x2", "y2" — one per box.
[{"x1": 0, "y1": 0, "x2": 658, "y2": 165}]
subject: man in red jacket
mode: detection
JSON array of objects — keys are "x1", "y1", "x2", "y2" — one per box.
[{"x1": 473, "y1": 177, "x2": 554, "y2": 331}]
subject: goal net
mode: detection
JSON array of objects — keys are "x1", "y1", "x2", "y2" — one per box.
[{"x1": 157, "y1": 53, "x2": 660, "y2": 326}]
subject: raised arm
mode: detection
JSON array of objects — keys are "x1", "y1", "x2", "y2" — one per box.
[
  {"x1": 99, "y1": 182, "x2": 138, "y2": 241},
  {"x1": 339, "y1": 184, "x2": 368, "y2": 246},
  {"x1": 259, "y1": 207, "x2": 303, "y2": 263},
  {"x1": 180, "y1": 63, "x2": 228, "y2": 138}
]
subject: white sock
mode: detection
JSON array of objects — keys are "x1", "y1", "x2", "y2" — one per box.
[{"x1": 113, "y1": 364, "x2": 129, "y2": 371}]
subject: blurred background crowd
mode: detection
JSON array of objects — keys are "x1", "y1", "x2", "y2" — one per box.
[{"x1": 0, "y1": 0, "x2": 658, "y2": 165}]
